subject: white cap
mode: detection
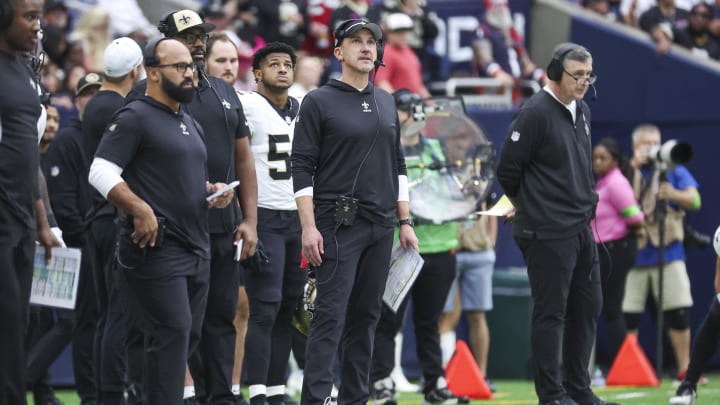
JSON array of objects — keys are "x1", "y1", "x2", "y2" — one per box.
[
  {"x1": 384, "y1": 13, "x2": 414, "y2": 32},
  {"x1": 103, "y1": 37, "x2": 143, "y2": 78}
]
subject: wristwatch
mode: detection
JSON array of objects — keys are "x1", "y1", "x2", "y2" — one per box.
[{"x1": 398, "y1": 218, "x2": 414, "y2": 227}]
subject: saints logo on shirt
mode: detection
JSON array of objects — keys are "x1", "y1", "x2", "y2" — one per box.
[
  {"x1": 180, "y1": 122, "x2": 190, "y2": 136},
  {"x1": 362, "y1": 100, "x2": 371, "y2": 113}
]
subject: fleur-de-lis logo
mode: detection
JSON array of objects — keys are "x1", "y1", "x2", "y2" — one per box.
[{"x1": 362, "y1": 100, "x2": 371, "y2": 113}]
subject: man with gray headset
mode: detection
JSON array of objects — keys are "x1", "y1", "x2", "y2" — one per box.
[{"x1": 497, "y1": 43, "x2": 615, "y2": 405}]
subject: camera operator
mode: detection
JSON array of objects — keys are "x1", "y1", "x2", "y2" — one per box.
[{"x1": 622, "y1": 123, "x2": 701, "y2": 382}]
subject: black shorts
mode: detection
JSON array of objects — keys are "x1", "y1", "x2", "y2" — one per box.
[{"x1": 243, "y1": 208, "x2": 305, "y2": 302}]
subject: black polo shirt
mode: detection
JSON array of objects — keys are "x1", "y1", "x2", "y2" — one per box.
[
  {"x1": 128, "y1": 74, "x2": 249, "y2": 233},
  {"x1": 42, "y1": 117, "x2": 91, "y2": 245},
  {"x1": 83, "y1": 90, "x2": 126, "y2": 221},
  {"x1": 95, "y1": 96, "x2": 210, "y2": 258},
  {"x1": 0, "y1": 51, "x2": 42, "y2": 229}
]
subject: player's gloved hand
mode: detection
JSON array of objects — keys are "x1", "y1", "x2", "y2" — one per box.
[
  {"x1": 240, "y1": 240, "x2": 268, "y2": 271},
  {"x1": 50, "y1": 227, "x2": 67, "y2": 248}
]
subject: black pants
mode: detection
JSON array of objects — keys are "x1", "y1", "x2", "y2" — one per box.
[
  {"x1": 64, "y1": 233, "x2": 98, "y2": 403},
  {"x1": 25, "y1": 307, "x2": 73, "y2": 385},
  {"x1": 25, "y1": 306, "x2": 63, "y2": 403},
  {"x1": 0, "y1": 213, "x2": 35, "y2": 405},
  {"x1": 301, "y1": 218, "x2": 394, "y2": 405},
  {"x1": 119, "y1": 235, "x2": 210, "y2": 405},
  {"x1": 371, "y1": 252, "x2": 456, "y2": 392},
  {"x1": 515, "y1": 227, "x2": 602, "y2": 404},
  {"x1": 188, "y1": 232, "x2": 240, "y2": 405},
  {"x1": 597, "y1": 233, "x2": 636, "y2": 361},
  {"x1": 686, "y1": 298, "x2": 720, "y2": 384},
  {"x1": 244, "y1": 208, "x2": 304, "y2": 394},
  {"x1": 89, "y1": 216, "x2": 130, "y2": 402}
]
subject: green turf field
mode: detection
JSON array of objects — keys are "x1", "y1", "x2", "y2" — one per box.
[{"x1": 28, "y1": 375, "x2": 720, "y2": 405}]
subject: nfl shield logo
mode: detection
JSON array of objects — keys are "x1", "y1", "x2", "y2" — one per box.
[{"x1": 510, "y1": 131, "x2": 520, "y2": 142}]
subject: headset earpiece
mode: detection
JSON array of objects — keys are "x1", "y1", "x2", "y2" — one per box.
[
  {"x1": 546, "y1": 43, "x2": 577, "y2": 82},
  {"x1": 375, "y1": 39, "x2": 385, "y2": 69},
  {"x1": 157, "y1": 11, "x2": 174, "y2": 36},
  {"x1": 0, "y1": 0, "x2": 14, "y2": 31}
]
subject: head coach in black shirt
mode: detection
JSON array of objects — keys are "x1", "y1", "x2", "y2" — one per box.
[
  {"x1": 88, "y1": 38, "x2": 235, "y2": 405},
  {"x1": 127, "y1": 11, "x2": 258, "y2": 403},
  {"x1": 496, "y1": 43, "x2": 611, "y2": 405},
  {"x1": 81, "y1": 37, "x2": 144, "y2": 405},
  {"x1": 0, "y1": 0, "x2": 61, "y2": 403},
  {"x1": 291, "y1": 19, "x2": 418, "y2": 405}
]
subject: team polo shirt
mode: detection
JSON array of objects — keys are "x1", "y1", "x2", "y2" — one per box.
[
  {"x1": 128, "y1": 75, "x2": 250, "y2": 233},
  {"x1": 0, "y1": 51, "x2": 42, "y2": 228},
  {"x1": 95, "y1": 96, "x2": 210, "y2": 258},
  {"x1": 83, "y1": 90, "x2": 127, "y2": 220}
]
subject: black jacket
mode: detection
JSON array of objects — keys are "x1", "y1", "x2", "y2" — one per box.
[
  {"x1": 496, "y1": 90, "x2": 597, "y2": 239},
  {"x1": 42, "y1": 117, "x2": 92, "y2": 246},
  {"x1": 291, "y1": 79, "x2": 407, "y2": 227}
]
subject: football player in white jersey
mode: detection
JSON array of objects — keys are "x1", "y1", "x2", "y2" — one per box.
[
  {"x1": 238, "y1": 42, "x2": 305, "y2": 405},
  {"x1": 205, "y1": 32, "x2": 251, "y2": 404}
]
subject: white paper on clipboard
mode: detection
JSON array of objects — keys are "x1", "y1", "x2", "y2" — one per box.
[
  {"x1": 478, "y1": 194, "x2": 514, "y2": 216},
  {"x1": 30, "y1": 246, "x2": 81, "y2": 309},
  {"x1": 383, "y1": 243, "x2": 424, "y2": 313}
]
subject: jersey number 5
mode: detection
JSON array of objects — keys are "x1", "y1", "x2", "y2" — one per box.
[{"x1": 268, "y1": 134, "x2": 291, "y2": 180}]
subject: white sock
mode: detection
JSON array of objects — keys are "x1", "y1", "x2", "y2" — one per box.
[
  {"x1": 441, "y1": 331, "x2": 456, "y2": 366},
  {"x1": 183, "y1": 386, "x2": 195, "y2": 399},
  {"x1": 267, "y1": 385, "x2": 285, "y2": 397},
  {"x1": 232, "y1": 384, "x2": 241, "y2": 396},
  {"x1": 249, "y1": 384, "x2": 267, "y2": 398}
]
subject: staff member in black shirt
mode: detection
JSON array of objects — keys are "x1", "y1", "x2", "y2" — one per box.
[
  {"x1": 0, "y1": 1, "x2": 60, "y2": 403},
  {"x1": 88, "y1": 38, "x2": 235, "y2": 405},
  {"x1": 291, "y1": 19, "x2": 418, "y2": 405},
  {"x1": 496, "y1": 43, "x2": 611, "y2": 405},
  {"x1": 82, "y1": 37, "x2": 144, "y2": 405},
  {"x1": 128, "y1": 11, "x2": 258, "y2": 403},
  {"x1": 41, "y1": 72, "x2": 102, "y2": 404}
]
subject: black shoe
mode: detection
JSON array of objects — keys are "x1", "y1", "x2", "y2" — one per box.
[
  {"x1": 372, "y1": 377, "x2": 397, "y2": 405},
  {"x1": 575, "y1": 393, "x2": 619, "y2": 405},
  {"x1": 540, "y1": 397, "x2": 578, "y2": 405},
  {"x1": 184, "y1": 397, "x2": 201, "y2": 405},
  {"x1": 283, "y1": 394, "x2": 299, "y2": 405},
  {"x1": 669, "y1": 382, "x2": 697, "y2": 405},
  {"x1": 422, "y1": 377, "x2": 458, "y2": 405},
  {"x1": 235, "y1": 394, "x2": 251, "y2": 405}
]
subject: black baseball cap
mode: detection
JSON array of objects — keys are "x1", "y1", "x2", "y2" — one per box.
[
  {"x1": 75, "y1": 72, "x2": 103, "y2": 96},
  {"x1": 158, "y1": 10, "x2": 215, "y2": 37},
  {"x1": 334, "y1": 19, "x2": 383, "y2": 47}
]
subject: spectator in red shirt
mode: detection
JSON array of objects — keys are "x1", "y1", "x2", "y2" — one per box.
[{"x1": 375, "y1": 13, "x2": 430, "y2": 98}]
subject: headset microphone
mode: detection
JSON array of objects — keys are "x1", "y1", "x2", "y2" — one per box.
[{"x1": 590, "y1": 83, "x2": 598, "y2": 101}]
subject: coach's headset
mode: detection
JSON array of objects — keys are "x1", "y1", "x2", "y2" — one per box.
[
  {"x1": 546, "y1": 42, "x2": 598, "y2": 100},
  {"x1": 333, "y1": 19, "x2": 385, "y2": 69}
]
